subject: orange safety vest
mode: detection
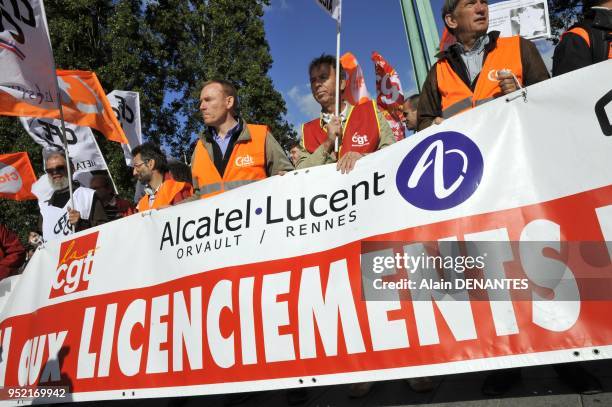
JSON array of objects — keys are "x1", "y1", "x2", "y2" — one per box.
[
  {"x1": 564, "y1": 26, "x2": 612, "y2": 60},
  {"x1": 136, "y1": 177, "x2": 191, "y2": 212},
  {"x1": 436, "y1": 36, "x2": 523, "y2": 119},
  {"x1": 301, "y1": 100, "x2": 381, "y2": 158},
  {"x1": 192, "y1": 124, "x2": 268, "y2": 199}
]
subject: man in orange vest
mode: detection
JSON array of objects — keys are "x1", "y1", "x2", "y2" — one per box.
[
  {"x1": 296, "y1": 54, "x2": 395, "y2": 174},
  {"x1": 417, "y1": 0, "x2": 549, "y2": 130},
  {"x1": 553, "y1": 0, "x2": 611, "y2": 77},
  {"x1": 190, "y1": 80, "x2": 293, "y2": 199},
  {"x1": 132, "y1": 142, "x2": 193, "y2": 212}
]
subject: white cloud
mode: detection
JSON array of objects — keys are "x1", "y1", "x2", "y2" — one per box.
[{"x1": 288, "y1": 84, "x2": 321, "y2": 118}]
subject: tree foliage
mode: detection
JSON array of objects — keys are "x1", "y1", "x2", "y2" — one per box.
[
  {"x1": 548, "y1": 0, "x2": 583, "y2": 44},
  {"x1": 0, "y1": 0, "x2": 295, "y2": 240}
]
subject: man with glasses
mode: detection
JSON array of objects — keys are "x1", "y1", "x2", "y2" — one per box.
[
  {"x1": 132, "y1": 142, "x2": 193, "y2": 212},
  {"x1": 37, "y1": 150, "x2": 107, "y2": 241}
]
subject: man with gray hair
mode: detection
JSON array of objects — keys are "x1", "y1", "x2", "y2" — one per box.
[
  {"x1": 416, "y1": 0, "x2": 549, "y2": 130},
  {"x1": 37, "y1": 150, "x2": 107, "y2": 241}
]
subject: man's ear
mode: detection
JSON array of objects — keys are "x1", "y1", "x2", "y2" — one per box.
[
  {"x1": 147, "y1": 158, "x2": 156, "y2": 170},
  {"x1": 226, "y1": 95, "x2": 235, "y2": 111},
  {"x1": 444, "y1": 14, "x2": 458, "y2": 31},
  {"x1": 340, "y1": 77, "x2": 347, "y2": 93}
]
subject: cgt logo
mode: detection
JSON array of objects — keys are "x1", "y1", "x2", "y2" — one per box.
[
  {"x1": 235, "y1": 155, "x2": 254, "y2": 167},
  {"x1": 351, "y1": 133, "x2": 370, "y2": 146},
  {"x1": 49, "y1": 232, "x2": 99, "y2": 298},
  {"x1": 396, "y1": 131, "x2": 483, "y2": 210},
  {"x1": 0, "y1": 163, "x2": 22, "y2": 193}
]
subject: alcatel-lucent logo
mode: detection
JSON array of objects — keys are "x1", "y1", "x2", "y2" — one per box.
[{"x1": 396, "y1": 131, "x2": 483, "y2": 210}]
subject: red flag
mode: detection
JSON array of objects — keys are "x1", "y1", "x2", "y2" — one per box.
[
  {"x1": 440, "y1": 28, "x2": 457, "y2": 52},
  {"x1": 371, "y1": 51, "x2": 406, "y2": 141},
  {"x1": 340, "y1": 52, "x2": 370, "y2": 105},
  {"x1": 0, "y1": 152, "x2": 37, "y2": 201}
]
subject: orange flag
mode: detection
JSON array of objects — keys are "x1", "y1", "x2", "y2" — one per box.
[
  {"x1": 340, "y1": 52, "x2": 370, "y2": 105},
  {"x1": 0, "y1": 70, "x2": 127, "y2": 144},
  {"x1": 440, "y1": 28, "x2": 457, "y2": 52},
  {"x1": 0, "y1": 152, "x2": 37, "y2": 201}
]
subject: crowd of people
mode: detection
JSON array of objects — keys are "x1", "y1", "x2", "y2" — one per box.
[{"x1": 0, "y1": 0, "x2": 610, "y2": 404}]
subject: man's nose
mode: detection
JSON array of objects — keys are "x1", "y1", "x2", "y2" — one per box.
[{"x1": 475, "y1": 1, "x2": 487, "y2": 13}]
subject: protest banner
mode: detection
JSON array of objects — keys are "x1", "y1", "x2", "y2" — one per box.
[
  {"x1": 107, "y1": 90, "x2": 142, "y2": 166},
  {"x1": 0, "y1": 61, "x2": 611, "y2": 404},
  {"x1": 0, "y1": 152, "x2": 36, "y2": 201}
]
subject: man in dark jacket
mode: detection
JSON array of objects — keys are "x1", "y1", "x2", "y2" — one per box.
[
  {"x1": 0, "y1": 224, "x2": 25, "y2": 280},
  {"x1": 417, "y1": 0, "x2": 549, "y2": 130},
  {"x1": 552, "y1": 0, "x2": 611, "y2": 76}
]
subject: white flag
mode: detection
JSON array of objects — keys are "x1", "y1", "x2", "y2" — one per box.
[
  {"x1": 20, "y1": 117, "x2": 108, "y2": 188},
  {"x1": 0, "y1": 0, "x2": 58, "y2": 110},
  {"x1": 107, "y1": 90, "x2": 142, "y2": 166},
  {"x1": 315, "y1": 0, "x2": 341, "y2": 22}
]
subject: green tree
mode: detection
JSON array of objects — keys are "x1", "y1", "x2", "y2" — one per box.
[
  {"x1": 0, "y1": 0, "x2": 294, "y2": 241},
  {"x1": 548, "y1": 0, "x2": 582, "y2": 44},
  {"x1": 145, "y1": 0, "x2": 296, "y2": 158}
]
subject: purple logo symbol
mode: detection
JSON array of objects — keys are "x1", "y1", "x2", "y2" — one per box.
[{"x1": 396, "y1": 131, "x2": 483, "y2": 210}]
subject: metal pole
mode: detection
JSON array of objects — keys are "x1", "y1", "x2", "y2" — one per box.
[
  {"x1": 399, "y1": 0, "x2": 429, "y2": 91},
  {"x1": 91, "y1": 132, "x2": 119, "y2": 195},
  {"x1": 334, "y1": 20, "x2": 341, "y2": 153}
]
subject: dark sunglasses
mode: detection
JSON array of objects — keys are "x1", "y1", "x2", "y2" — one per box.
[{"x1": 46, "y1": 165, "x2": 67, "y2": 175}]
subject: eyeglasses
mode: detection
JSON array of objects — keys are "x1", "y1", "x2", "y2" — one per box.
[
  {"x1": 45, "y1": 165, "x2": 67, "y2": 175},
  {"x1": 133, "y1": 159, "x2": 150, "y2": 169}
]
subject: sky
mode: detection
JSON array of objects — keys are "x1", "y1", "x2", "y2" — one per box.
[{"x1": 262, "y1": 0, "x2": 555, "y2": 132}]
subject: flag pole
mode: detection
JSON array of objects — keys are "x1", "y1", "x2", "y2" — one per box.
[
  {"x1": 334, "y1": 19, "x2": 341, "y2": 153},
  {"x1": 91, "y1": 132, "x2": 119, "y2": 195},
  {"x1": 40, "y1": 0, "x2": 76, "y2": 230}
]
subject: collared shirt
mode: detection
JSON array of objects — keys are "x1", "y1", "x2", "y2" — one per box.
[
  {"x1": 455, "y1": 34, "x2": 490, "y2": 84},
  {"x1": 320, "y1": 102, "x2": 349, "y2": 126},
  {"x1": 210, "y1": 121, "x2": 241, "y2": 157}
]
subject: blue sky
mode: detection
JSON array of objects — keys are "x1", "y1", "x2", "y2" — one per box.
[{"x1": 262, "y1": 0, "x2": 555, "y2": 131}]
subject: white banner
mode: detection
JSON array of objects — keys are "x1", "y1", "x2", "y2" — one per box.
[
  {"x1": 315, "y1": 0, "x2": 341, "y2": 23},
  {"x1": 0, "y1": 62, "x2": 611, "y2": 404},
  {"x1": 489, "y1": 0, "x2": 551, "y2": 40},
  {"x1": 107, "y1": 90, "x2": 142, "y2": 166},
  {"x1": 0, "y1": 0, "x2": 58, "y2": 109},
  {"x1": 20, "y1": 117, "x2": 108, "y2": 190}
]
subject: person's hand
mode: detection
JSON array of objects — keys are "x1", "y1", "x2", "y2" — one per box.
[
  {"x1": 433, "y1": 117, "x2": 444, "y2": 125},
  {"x1": 498, "y1": 70, "x2": 518, "y2": 95},
  {"x1": 67, "y1": 207, "x2": 81, "y2": 226},
  {"x1": 326, "y1": 116, "x2": 342, "y2": 140},
  {"x1": 336, "y1": 151, "x2": 364, "y2": 174}
]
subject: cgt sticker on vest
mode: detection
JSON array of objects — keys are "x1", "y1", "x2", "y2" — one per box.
[
  {"x1": 351, "y1": 132, "x2": 370, "y2": 147},
  {"x1": 49, "y1": 232, "x2": 100, "y2": 298},
  {"x1": 235, "y1": 154, "x2": 255, "y2": 167},
  {"x1": 0, "y1": 162, "x2": 22, "y2": 193},
  {"x1": 396, "y1": 131, "x2": 483, "y2": 210}
]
